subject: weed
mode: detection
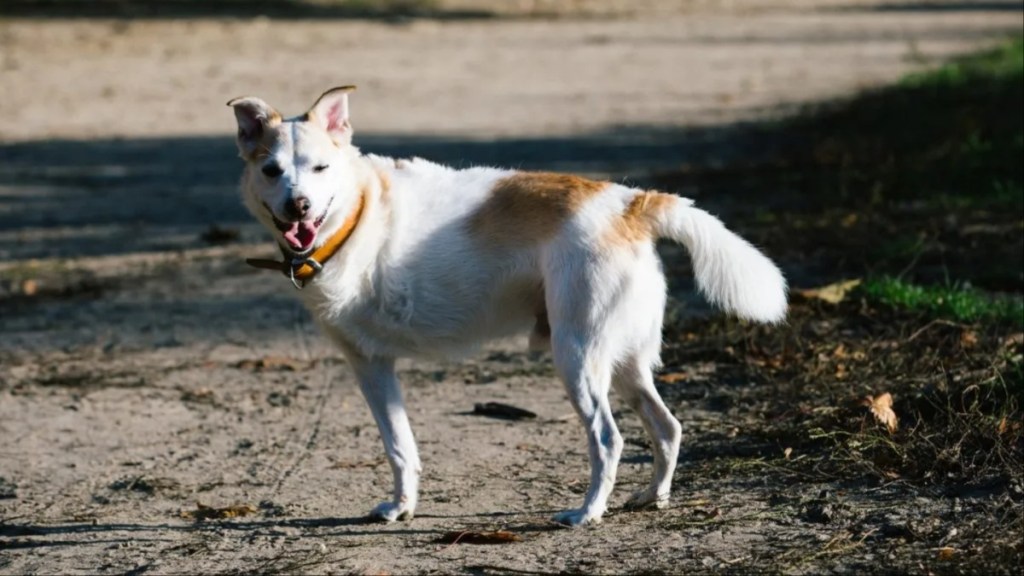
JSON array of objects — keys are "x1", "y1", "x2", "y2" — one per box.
[{"x1": 862, "y1": 277, "x2": 1024, "y2": 326}]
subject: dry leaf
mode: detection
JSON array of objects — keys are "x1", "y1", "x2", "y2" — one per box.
[
  {"x1": 21, "y1": 279, "x2": 38, "y2": 296},
  {"x1": 751, "y1": 355, "x2": 785, "y2": 369},
  {"x1": 783, "y1": 447, "x2": 793, "y2": 460},
  {"x1": 960, "y1": 330, "x2": 978, "y2": 349},
  {"x1": 694, "y1": 507, "x2": 722, "y2": 520},
  {"x1": 181, "y1": 502, "x2": 257, "y2": 520},
  {"x1": 436, "y1": 530, "x2": 521, "y2": 545},
  {"x1": 658, "y1": 372, "x2": 688, "y2": 384},
  {"x1": 863, "y1": 392, "x2": 898, "y2": 433},
  {"x1": 795, "y1": 279, "x2": 862, "y2": 304},
  {"x1": 937, "y1": 547, "x2": 955, "y2": 560},
  {"x1": 997, "y1": 417, "x2": 1008, "y2": 435},
  {"x1": 835, "y1": 363, "x2": 849, "y2": 379}
]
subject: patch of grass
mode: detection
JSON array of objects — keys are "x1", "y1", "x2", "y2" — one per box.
[
  {"x1": 902, "y1": 37, "x2": 1024, "y2": 88},
  {"x1": 862, "y1": 276, "x2": 1024, "y2": 326}
]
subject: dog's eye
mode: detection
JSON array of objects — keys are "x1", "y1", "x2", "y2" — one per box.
[
  {"x1": 313, "y1": 164, "x2": 330, "y2": 173},
  {"x1": 261, "y1": 163, "x2": 283, "y2": 178}
]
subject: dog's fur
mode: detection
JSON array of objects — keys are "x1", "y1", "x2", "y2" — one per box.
[{"x1": 229, "y1": 87, "x2": 787, "y2": 527}]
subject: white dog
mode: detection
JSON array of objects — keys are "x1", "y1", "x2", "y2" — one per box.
[{"x1": 228, "y1": 86, "x2": 787, "y2": 527}]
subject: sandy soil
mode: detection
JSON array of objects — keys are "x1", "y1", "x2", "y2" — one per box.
[{"x1": 1, "y1": 1, "x2": 1021, "y2": 574}]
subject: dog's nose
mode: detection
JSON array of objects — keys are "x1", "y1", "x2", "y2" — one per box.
[{"x1": 285, "y1": 196, "x2": 311, "y2": 220}]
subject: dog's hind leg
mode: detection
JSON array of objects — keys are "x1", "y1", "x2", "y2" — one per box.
[
  {"x1": 549, "y1": 330, "x2": 622, "y2": 527},
  {"x1": 544, "y1": 255, "x2": 624, "y2": 527},
  {"x1": 613, "y1": 354, "x2": 682, "y2": 510},
  {"x1": 347, "y1": 354, "x2": 421, "y2": 522}
]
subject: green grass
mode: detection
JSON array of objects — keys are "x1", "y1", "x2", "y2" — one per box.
[
  {"x1": 902, "y1": 37, "x2": 1024, "y2": 88},
  {"x1": 862, "y1": 276, "x2": 1024, "y2": 326},
  {"x1": 768, "y1": 35, "x2": 1024, "y2": 207}
]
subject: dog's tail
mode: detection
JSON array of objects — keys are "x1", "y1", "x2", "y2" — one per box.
[{"x1": 641, "y1": 192, "x2": 787, "y2": 323}]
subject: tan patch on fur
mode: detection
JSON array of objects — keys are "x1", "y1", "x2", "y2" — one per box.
[
  {"x1": 370, "y1": 163, "x2": 392, "y2": 211},
  {"x1": 608, "y1": 191, "x2": 676, "y2": 245},
  {"x1": 468, "y1": 172, "x2": 608, "y2": 246},
  {"x1": 374, "y1": 165, "x2": 392, "y2": 196}
]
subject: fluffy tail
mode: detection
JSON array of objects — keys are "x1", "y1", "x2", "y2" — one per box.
[{"x1": 648, "y1": 193, "x2": 787, "y2": 323}]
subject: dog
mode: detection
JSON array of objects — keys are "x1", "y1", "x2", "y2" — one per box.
[{"x1": 228, "y1": 86, "x2": 787, "y2": 527}]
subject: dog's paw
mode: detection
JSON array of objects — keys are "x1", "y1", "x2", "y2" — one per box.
[
  {"x1": 623, "y1": 488, "x2": 669, "y2": 511},
  {"x1": 369, "y1": 501, "x2": 414, "y2": 522},
  {"x1": 552, "y1": 508, "x2": 602, "y2": 528}
]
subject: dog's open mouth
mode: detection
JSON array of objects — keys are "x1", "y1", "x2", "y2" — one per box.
[{"x1": 265, "y1": 197, "x2": 333, "y2": 254}]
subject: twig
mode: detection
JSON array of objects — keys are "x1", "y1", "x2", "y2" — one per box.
[{"x1": 907, "y1": 319, "x2": 966, "y2": 342}]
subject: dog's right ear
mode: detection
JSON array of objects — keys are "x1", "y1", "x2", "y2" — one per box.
[{"x1": 227, "y1": 96, "x2": 281, "y2": 158}]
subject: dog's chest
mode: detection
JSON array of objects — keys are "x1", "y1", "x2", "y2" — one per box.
[{"x1": 304, "y1": 257, "x2": 540, "y2": 359}]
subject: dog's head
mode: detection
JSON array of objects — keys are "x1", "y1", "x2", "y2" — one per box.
[{"x1": 228, "y1": 86, "x2": 361, "y2": 254}]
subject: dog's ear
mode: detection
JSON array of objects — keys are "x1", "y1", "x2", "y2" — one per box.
[
  {"x1": 227, "y1": 96, "x2": 281, "y2": 158},
  {"x1": 307, "y1": 86, "x2": 356, "y2": 144}
]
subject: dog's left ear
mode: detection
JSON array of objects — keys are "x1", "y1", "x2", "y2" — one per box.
[{"x1": 307, "y1": 86, "x2": 356, "y2": 144}]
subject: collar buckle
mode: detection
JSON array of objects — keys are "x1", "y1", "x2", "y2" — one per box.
[{"x1": 288, "y1": 257, "x2": 323, "y2": 290}]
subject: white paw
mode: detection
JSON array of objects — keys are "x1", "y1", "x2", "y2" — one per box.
[
  {"x1": 369, "y1": 500, "x2": 414, "y2": 522},
  {"x1": 623, "y1": 487, "x2": 669, "y2": 511},
  {"x1": 552, "y1": 508, "x2": 602, "y2": 527}
]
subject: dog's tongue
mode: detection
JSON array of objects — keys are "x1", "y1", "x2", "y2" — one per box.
[{"x1": 282, "y1": 220, "x2": 318, "y2": 252}]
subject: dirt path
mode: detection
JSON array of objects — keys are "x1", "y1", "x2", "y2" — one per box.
[{"x1": 1, "y1": 2, "x2": 1021, "y2": 574}]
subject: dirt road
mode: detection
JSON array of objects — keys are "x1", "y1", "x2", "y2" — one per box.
[{"x1": 1, "y1": 2, "x2": 1021, "y2": 574}]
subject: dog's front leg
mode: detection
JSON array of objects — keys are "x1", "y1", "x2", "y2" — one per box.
[{"x1": 349, "y1": 354, "x2": 421, "y2": 522}]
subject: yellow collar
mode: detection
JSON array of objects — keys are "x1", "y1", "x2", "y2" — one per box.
[{"x1": 246, "y1": 194, "x2": 365, "y2": 289}]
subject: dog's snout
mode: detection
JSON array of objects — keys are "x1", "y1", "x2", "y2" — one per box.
[{"x1": 285, "y1": 196, "x2": 312, "y2": 219}]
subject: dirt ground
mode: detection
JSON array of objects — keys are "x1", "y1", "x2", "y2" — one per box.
[{"x1": 1, "y1": 1, "x2": 1022, "y2": 574}]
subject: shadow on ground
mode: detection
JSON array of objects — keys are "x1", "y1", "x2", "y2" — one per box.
[
  {"x1": 0, "y1": 124, "x2": 758, "y2": 261},
  {"x1": 0, "y1": 0, "x2": 495, "y2": 21}
]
